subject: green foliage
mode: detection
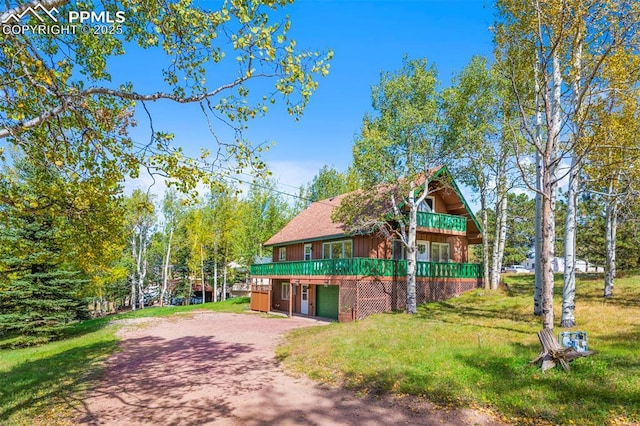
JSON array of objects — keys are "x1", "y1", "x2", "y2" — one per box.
[
  {"x1": 0, "y1": 161, "x2": 103, "y2": 346},
  {"x1": 578, "y1": 193, "x2": 640, "y2": 270},
  {"x1": 278, "y1": 274, "x2": 640, "y2": 425},
  {"x1": 233, "y1": 179, "x2": 294, "y2": 263},
  {"x1": 1, "y1": 0, "x2": 332, "y2": 195},
  {"x1": 336, "y1": 57, "x2": 446, "y2": 236},
  {"x1": 352, "y1": 57, "x2": 443, "y2": 188},
  {"x1": 301, "y1": 165, "x2": 352, "y2": 203}
]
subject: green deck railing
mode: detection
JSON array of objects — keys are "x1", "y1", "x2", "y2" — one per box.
[
  {"x1": 417, "y1": 212, "x2": 467, "y2": 232},
  {"x1": 250, "y1": 258, "x2": 483, "y2": 279}
]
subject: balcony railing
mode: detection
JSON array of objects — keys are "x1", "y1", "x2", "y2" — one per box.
[
  {"x1": 250, "y1": 258, "x2": 483, "y2": 279},
  {"x1": 417, "y1": 211, "x2": 467, "y2": 232}
]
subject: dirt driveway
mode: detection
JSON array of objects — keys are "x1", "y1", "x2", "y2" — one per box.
[{"x1": 75, "y1": 311, "x2": 505, "y2": 425}]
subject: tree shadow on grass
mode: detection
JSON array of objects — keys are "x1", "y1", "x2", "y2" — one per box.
[
  {"x1": 417, "y1": 302, "x2": 536, "y2": 335},
  {"x1": 0, "y1": 337, "x2": 118, "y2": 423},
  {"x1": 456, "y1": 339, "x2": 640, "y2": 425}
]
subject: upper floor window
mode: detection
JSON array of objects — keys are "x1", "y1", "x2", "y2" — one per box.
[
  {"x1": 392, "y1": 239, "x2": 405, "y2": 260},
  {"x1": 322, "y1": 240, "x2": 352, "y2": 259},
  {"x1": 418, "y1": 196, "x2": 434, "y2": 213},
  {"x1": 432, "y1": 242, "x2": 450, "y2": 262},
  {"x1": 304, "y1": 243, "x2": 312, "y2": 261},
  {"x1": 278, "y1": 247, "x2": 287, "y2": 261}
]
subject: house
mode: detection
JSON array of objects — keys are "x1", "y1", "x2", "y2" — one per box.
[{"x1": 249, "y1": 166, "x2": 484, "y2": 321}]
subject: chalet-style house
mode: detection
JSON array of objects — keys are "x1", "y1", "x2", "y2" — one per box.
[{"x1": 250, "y1": 166, "x2": 483, "y2": 321}]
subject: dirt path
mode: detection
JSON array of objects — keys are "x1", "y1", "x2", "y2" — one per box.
[{"x1": 76, "y1": 311, "x2": 505, "y2": 425}]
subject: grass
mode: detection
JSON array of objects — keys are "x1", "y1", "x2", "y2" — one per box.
[
  {"x1": 277, "y1": 275, "x2": 640, "y2": 425},
  {"x1": 0, "y1": 297, "x2": 251, "y2": 425}
]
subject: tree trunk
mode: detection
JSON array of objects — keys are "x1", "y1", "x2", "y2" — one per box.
[
  {"x1": 405, "y1": 191, "x2": 418, "y2": 314},
  {"x1": 130, "y1": 276, "x2": 136, "y2": 311},
  {"x1": 214, "y1": 253, "x2": 218, "y2": 303},
  {"x1": 130, "y1": 235, "x2": 137, "y2": 311},
  {"x1": 481, "y1": 192, "x2": 490, "y2": 291},
  {"x1": 223, "y1": 265, "x2": 228, "y2": 302},
  {"x1": 533, "y1": 151, "x2": 543, "y2": 316},
  {"x1": 561, "y1": 155, "x2": 579, "y2": 328},
  {"x1": 533, "y1": 50, "x2": 543, "y2": 316},
  {"x1": 160, "y1": 227, "x2": 173, "y2": 307},
  {"x1": 540, "y1": 49, "x2": 563, "y2": 331},
  {"x1": 493, "y1": 191, "x2": 508, "y2": 290},
  {"x1": 223, "y1": 245, "x2": 228, "y2": 301},
  {"x1": 490, "y1": 179, "x2": 507, "y2": 291},
  {"x1": 138, "y1": 243, "x2": 147, "y2": 309},
  {"x1": 604, "y1": 189, "x2": 617, "y2": 298},
  {"x1": 200, "y1": 243, "x2": 206, "y2": 304},
  {"x1": 562, "y1": 29, "x2": 583, "y2": 328}
]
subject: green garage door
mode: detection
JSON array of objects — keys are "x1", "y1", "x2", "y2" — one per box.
[{"x1": 316, "y1": 285, "x2": 339, "y2": 320}]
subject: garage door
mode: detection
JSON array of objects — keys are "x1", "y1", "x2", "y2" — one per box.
[{"x1": 316, "y1": 285, "x2": 339, "y2": 320}]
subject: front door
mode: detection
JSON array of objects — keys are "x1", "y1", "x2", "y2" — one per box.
[{"x1": 301, "y1": 285, "x2": 309, "y2": 315}]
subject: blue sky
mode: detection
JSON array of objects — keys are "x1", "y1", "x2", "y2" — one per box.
[{"x1": 124, "y1": 0, "x2": 496, "y2": 200}]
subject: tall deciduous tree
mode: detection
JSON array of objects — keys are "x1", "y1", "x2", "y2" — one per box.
[
  {"x1": 494, "y1": 0, "x2": 640, "y2": 329},
  {"x1": 443, "y1": 55, "x2": 522, "y2": 291},
  {"x1": 335, "y1": 57, "x2": 445, "y2": 315},
  {"x1": 125, "y1": 189, "x2": 156, "y2": 310}
]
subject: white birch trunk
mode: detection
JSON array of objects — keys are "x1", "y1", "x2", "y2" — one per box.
[
  {"x1": 561, "y1": 154, "x2": 579, "y2": 327},
  {"x1": 223, "y1": 265, "x2": 227, "y2": 302},
  {"x1": 137, "y1": 243, "x2": 147, "y2": 309},
  {"x1": 214, "y1": 255, "x2": 218, "y2": 303},
  {"x1": 200, "y1": 243, "x2": 206, "y2": 304},
  {"x1": 131, "y1": 235, "x2": 138, "y2": 311},
  {"x1": 533, "y1": 51, "x2": 543, "y2": 316},
  {"x1": 405, "y1": 185, "x2": 418, "y2": 314},
  {"x1": 562, "y1": 28, "x2": 583, "y2": 328},
  {"x1": 481, "y1": 192, "x2": 490, "y2": 291},
  {"x1": 130, "y1": 273, "x2": 136, "y2": 311},
  {"x1": 494, "y1": 192, "x2": 508, "y2": 290},
  {"x1": 604, "y1": 186, "x2": 617, "y2": 298},
  {"x1": 541, "y1": 50, "x2": 563, "y2": 330},
  {"x1": 160, "y1": 227, "x2": 173, "y2": 307},
  {"x1": 533, "y1": 151, "x2": 543, "y2": 316}
]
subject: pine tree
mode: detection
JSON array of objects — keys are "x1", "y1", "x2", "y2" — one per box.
[{"x1": 0, "y1": 192, "x2": 89, "y2": 347}]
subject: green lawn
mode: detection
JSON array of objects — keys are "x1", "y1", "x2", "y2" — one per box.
[
  {"x1": 0, "y1": 297, "x2": 250, "y2": 425},
  {"x1": 277, "y1": 276, "x2": 640, "y2": 425}
]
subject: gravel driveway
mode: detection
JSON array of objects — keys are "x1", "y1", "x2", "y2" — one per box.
[{"x1": 75, "y1": 311, "x2": 504, "y2": 425}]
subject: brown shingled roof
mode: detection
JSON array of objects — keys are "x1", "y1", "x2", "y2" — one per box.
[
  {"x1": 263, "y1": 165, "x2": 483, "y2": 246},
  {"x1": 263, "y1": 194, "x2": 348, "y2": 246}
]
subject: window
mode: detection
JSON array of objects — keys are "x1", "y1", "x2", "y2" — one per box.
[
  {"x1": 281, "y1": 282, "x2": 290, "y2": 300},
  {"x1": 417, "y1": 240, "x2": 429, "y2": 261},
  {"x1": 431, "y1": 242, "x2": 450, "y2": 262},
  {"x1": 322, "y1": 240, "x2": 353, "y2": 259},
  {"x1": 392, "y1": 239, "x2": 405, "y2": 260},
  {"x1": 418, "y1": 196, "x2": 435, "y2": 213},
  {"x1": 278, "y1": 247, "x2": 286, "y2": 261},
  {"x1": 304, "y1": 244, "x2": 312, "y2": 261}
]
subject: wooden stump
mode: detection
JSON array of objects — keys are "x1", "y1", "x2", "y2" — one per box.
[{"x1": 531, "y1": 328, "x2": 596, "y2": 372}]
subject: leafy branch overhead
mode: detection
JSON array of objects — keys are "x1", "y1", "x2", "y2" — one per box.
[{"x1": 0, "y1": 0, "x2": 332, "y2": 193}]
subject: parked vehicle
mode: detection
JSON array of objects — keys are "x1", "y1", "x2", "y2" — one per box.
[{"x1": 502, "y1": 265, "x2": 529, "y2": 273}]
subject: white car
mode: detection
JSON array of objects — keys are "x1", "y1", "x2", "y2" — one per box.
[{"x1": 502, "y1": 265, "x2": 529, "y2": 273}]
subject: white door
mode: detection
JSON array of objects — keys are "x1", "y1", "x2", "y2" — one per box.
[
  {"x1": 417, "y1": 240, "x2": 429, "y2": 262},
  {"x1": 301, "y1": 285, "x2": 309, "y2": 315}
]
